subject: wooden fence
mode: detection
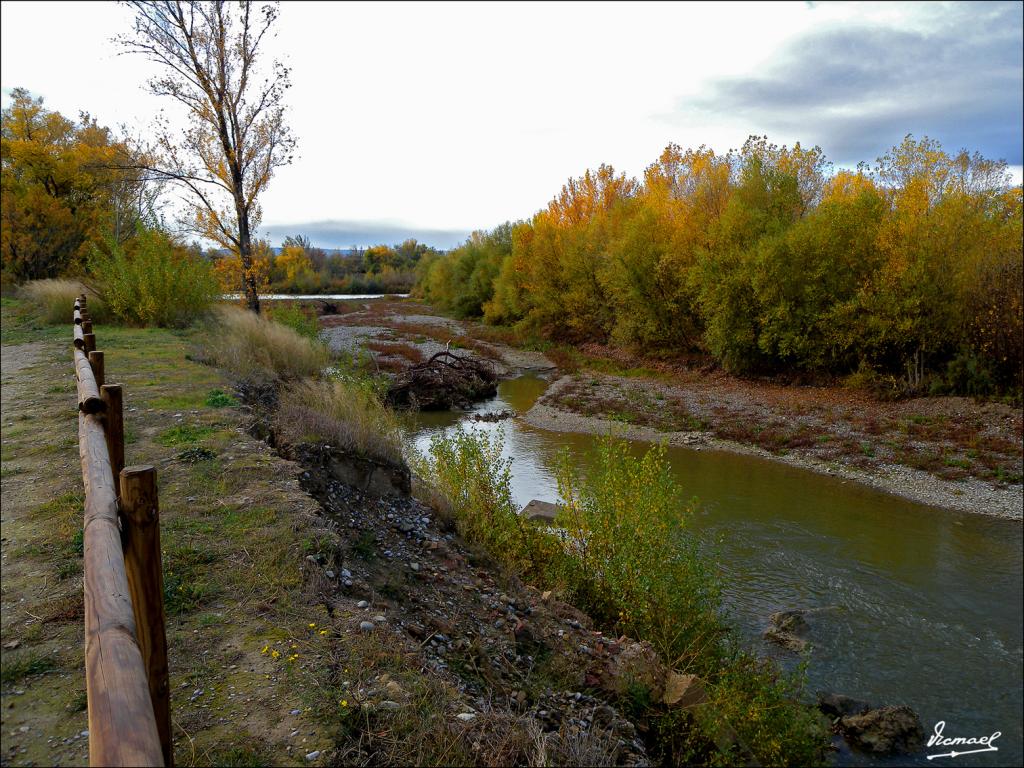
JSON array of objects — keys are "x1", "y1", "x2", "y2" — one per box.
[{"x1": 73, "y1": 294, "x2": 171, "y2": 767}]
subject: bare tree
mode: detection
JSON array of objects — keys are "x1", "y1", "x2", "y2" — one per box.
[{"x1": 119, "y1": 0, "x2": 295, "y2": 312}]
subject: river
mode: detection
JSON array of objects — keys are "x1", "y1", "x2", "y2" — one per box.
[{"x1": 408, "y1": 374, "x2": 1023, "y2": 767}]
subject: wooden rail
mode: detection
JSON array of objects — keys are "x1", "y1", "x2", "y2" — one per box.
[{"x1": 73, "y1": 295, "x2": 171, "y2": 767}]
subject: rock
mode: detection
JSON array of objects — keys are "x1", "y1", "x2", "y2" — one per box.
[
  {"x1": 839, "y1": 706, "x2": 925, "y2": 755},
  {"x1": 304, "y1": 750, "x2": 321, "y2": 761},
  {"x1": 455, "y1": 712, "x2": 476, "y2": 722},
  {"x1": 3, "y1": 640, "x2": 20, "y2": 650},
  {"x1": 379, "y1": 701, "x2": 401, "y2": 710},
  {"x1": 290, "y1": 709, "x2": 301, "y2": 715},
  {"x1": 513, "y1": 619, "x2": 546, "y2": 657},
  {"x1": 603, "y1": 640, "x2": 667, "y2": 701},
  {"x1": 357, "y1": 600, "x2": 369, "y2": 609},
  {"x1": 373, "y1": 615, "x2": 386, "y2": 623},
  {"x1": 325, "y1": 570, "x2": 335, "y2": 579},
  {"x1": 359, "y1": 621, "x2": 375, "y2": 632},
  {"x1": 662, "y1": 672, "x2": 707, "y2": 709},
  {"x1": 818, "y1": 692, "x2": 870, "y2": 719},
  {"x1": 410, "y1": 562, "x2": 420, "y2": 572},
  {"x1": 521, "y1": 499, "x2": 559, "y2": 522},
  {"x1": 764, "y1": 610, "x2": 810, "y2": 651}
]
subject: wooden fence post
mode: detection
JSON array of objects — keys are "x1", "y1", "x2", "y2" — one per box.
[
  {"x1": 101, "y1": 384, "x2": 124, "y2": 497},
  {"x1": 84, "y1": 333, "x2": 96, "y2": 354},
  {"x1": 88, "y1": 351, "x2": 104, "y2": 388},
  {"x1": 120, "y1": 466, "x2": 172, "y2": 768}
]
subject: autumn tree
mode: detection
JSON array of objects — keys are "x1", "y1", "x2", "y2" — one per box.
[
  {"x1": 1, "y1": 88, "x2": 152, "y2": 280},
  {"x1": 120, "y1": 1, "x2": 295, "y2": 313}
]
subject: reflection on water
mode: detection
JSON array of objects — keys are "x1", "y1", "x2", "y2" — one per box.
[{"x1": 408, "y1": 374, "x2": 1023, "y2": 767}]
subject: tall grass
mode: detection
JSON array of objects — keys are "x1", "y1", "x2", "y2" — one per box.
[
  {"x1": 203, "y1": 305, "x2": 329, "y2": 380},
  {"x1": 278, "y1": 376, "x2": 404, "y2": 467},
  {"x1": 90, "y1": 229, "x2": 219, "y2": 327},
  {"x1": 415, "y1": 429, "x2": 825, "y2": 766},
  {"x1": 19, "y1": 279, "x2": 109, "y2": 325}
]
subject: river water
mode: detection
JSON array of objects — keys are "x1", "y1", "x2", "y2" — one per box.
[{"x1": 408, "y1": 374, "x2": 1023, "y2": 766}]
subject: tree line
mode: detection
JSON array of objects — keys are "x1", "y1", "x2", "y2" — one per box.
[{"x1": 415, "y1": 136, "x2": 1023, "y2": 395}]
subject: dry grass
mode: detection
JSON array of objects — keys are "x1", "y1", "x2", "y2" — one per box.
[
  {"x1": 277, "y1": 377, "x2": 405, "y2": 467},
  {"x1": 203, "y1": 305, "x2": 329, "y2": 380},
  {"x1": 19, "y1": 279, "x2": 109, "y2": 325}
]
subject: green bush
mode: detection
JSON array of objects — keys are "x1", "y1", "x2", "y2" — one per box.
[
  {"x1": 265, "y1": 302, "x2": 321, "y2": 340},
  {"x1": 19, "y1": 279, "x2": 110, "y2": 325},
  {"x1": 89, "y1": 228, "x2": 219, "y2": 327},
  {"x1": 553, "y1": 437, "x2": 722, "y2": 667},
  {"x1": 413, "y1": 426, "x2": 564, "y2": 578}
]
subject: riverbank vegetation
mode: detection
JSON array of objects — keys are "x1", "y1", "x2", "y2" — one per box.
[
  {"x1": 416, "y1": 427, "x2": 825, "y2": 765},
  {"x1": 415, "y1": 136, "x2": 1023, "y2": 399}
]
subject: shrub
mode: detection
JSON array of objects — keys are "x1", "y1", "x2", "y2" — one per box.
[
  {"x1": 203, "y1": 305, "x2": 329, "y2": 380},
  {"x1": 19, "y1": 279, "x2": 110, "y2": 325},
  {"x1": 553, "y1": 437, "x2": 722, "y2": 668},
  {"x1": 277, "y1": 376, "x2": 405, "y2": 467},
  {"x1": 413, "y1": 426, "x2": 564, "y2": 578},
  {"x1": 89, "y1": 228, "x2": 219, "y2": 327},
  {"x1": 265, "y1": 302, "x2": 321, "y2": 340}
]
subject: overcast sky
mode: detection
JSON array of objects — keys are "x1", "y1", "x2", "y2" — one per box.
[{"x1": 2, "y1": 0, "x2": 1021, "y2": 249}]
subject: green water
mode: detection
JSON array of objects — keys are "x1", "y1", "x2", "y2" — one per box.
[{"x1": 410, "y1": 375, "x2": 1023, "y2": 766}]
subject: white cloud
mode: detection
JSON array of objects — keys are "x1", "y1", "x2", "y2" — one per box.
[{"x1": 2, "y1": 1, "x2": 1020, "y2": 246}]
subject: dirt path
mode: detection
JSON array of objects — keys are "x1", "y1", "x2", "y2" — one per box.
[{"x1": 2, "y1": 339, "x2": 91, "y2": 767}]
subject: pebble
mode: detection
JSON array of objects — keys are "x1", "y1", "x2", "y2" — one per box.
[
  {"x1": 80, "y1": 730, "x2": 89, "y2": 738},
  {"x1": 325, "y1": 570, "x2": 335, "y2": 579},
  {"x1": 341, "y1": 569, "x2": 352, "y2": 579},
  {"x1": 359, "y1": 621, "x2": 375, "y2": 632},
  {"x1": 357, "y1": 600, "x2": 369, "y2": 609},
  {"x1": 455, "y1": 712, "x2": 476, "y2": 722},
  {"x1": 410, "y1": 562, "x2": 420, "y2": 572},
  {"x1": 379, "y1": 700, "x2": 400, "y2": 710},
  {"x1": 305, "y1": 750, "x2": 321, "y2": 761},
  {"x1": 373, "y1": 615, "x2": 386, "y2": 623},
  {"x1": 290, "y1": 709, "x2": 301, "y2": 715}
]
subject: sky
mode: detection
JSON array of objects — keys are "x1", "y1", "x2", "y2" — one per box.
[{"x1": 2, "y1": 0, "x2": 1022, "y2": 249}]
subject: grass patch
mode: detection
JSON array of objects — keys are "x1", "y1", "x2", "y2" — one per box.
[
  {"x1": 204, "y1": 389, "x2": 238, "y2": 407},
  {"x1": 156, "y1": 424, "x2": 216, "y2": 447},
  {"x1": 1, "y1": 650, "x2": 58, "y2": 685}
]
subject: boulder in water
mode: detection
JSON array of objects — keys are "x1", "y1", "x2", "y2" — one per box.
[
  {"x1": 839, "y1": 705, "x2": 925, "y2": 755},
  {"x1": 764, "y1": 609, "x2": 810, "y2": 651}
]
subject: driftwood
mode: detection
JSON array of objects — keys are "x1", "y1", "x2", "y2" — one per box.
[{"x1": 385, "y1": 350, "x2": 497, "y2": 410}]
